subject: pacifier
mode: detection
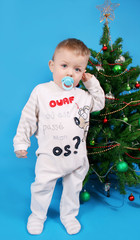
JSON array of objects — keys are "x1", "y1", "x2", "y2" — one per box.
[{"x1": 61, "y1": 76, "x2": 74, "y2": 91}]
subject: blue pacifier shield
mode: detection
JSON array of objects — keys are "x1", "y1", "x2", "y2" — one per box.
[{"x1": 61, "y1": 76, "x2": 74, "y2": 90}]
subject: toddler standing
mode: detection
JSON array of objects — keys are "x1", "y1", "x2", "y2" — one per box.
[{"x1": 13, "y1": 38, "x2": 105, "y2": 235}]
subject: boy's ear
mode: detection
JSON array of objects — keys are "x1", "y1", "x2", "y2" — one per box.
[{"x1": 48, "y1": 60, "x2": 54, "y2": 72}]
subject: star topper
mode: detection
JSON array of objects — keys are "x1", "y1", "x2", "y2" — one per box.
[{"x1": 96, "y1": 0, "x2": 120, "y2": 23}]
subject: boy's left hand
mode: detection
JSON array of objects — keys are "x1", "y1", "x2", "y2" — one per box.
[{"x1": 82, "y1": 72, "x2": 93, "y2": 82}]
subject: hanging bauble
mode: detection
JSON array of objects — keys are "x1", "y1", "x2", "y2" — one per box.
[
  {"x1": 116, "y1": 161, "x2": 128, "y2": 172},
  {"x1": 90, "y1": 139, "x2": 95, "y2": 146},
  {"x1": 102, "y1": 45, "x2": 108, "y2": 51},
  {"x1": 105, "y1": 183, "x2": 110, "y2": 192},
  {"x1": 126, "y1": 84, "x2": 131, "y2": 91},
  {"x1": 135, "y1": 82, "x2": 140, "y2": 88},
  {"x1": 80, "y1": 190, "x2": 90, "y2": 202},
  {"x1": 128, "y1": 193, "x2": 135, "y2": 201},
  {"x1": 115, "y1": 55, "x2": 125, "y2": 64},
  {"x1": 105, "y1": 91, "x2": 115, "y2": 103},
  {"x1": 96, "y1": 65, "x2": 104, "y2": 71},
  {"x1": 118, "y1": 48, "x2": 123, "y2": 54},
  {"x1": 103, "y1": 117, "x2": 108, "y2": 123},
  {"x1": 91, "y1": 111, "x2": 101, "y2": 116},
  {"x1": 123, "y1": 116, "x2": 128, "y2": 122},
  {"x1": 113, "y1": 65, "x2": 122, "y2": 73}
]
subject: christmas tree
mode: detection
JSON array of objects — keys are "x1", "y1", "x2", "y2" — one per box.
[{"x1": 82, "y1": 0, "x2": 140, "y2": 196}]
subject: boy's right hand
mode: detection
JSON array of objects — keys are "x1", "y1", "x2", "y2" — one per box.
[{"x1": 15, "y1": 150, "x2": 28, "y2": 158}]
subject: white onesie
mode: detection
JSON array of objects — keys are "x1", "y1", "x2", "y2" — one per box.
[{"x1": 13, "y1": 76, "x2": 105, "y2": 234}]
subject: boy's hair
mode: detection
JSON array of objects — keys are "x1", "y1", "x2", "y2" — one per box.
[{"x1": 52, "y1": 38, "x2": 91, "y2": 60}]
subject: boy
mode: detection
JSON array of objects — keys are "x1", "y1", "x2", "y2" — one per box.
[{"x1": 13, "y1": 38, "x2": 105, "y2": 235}]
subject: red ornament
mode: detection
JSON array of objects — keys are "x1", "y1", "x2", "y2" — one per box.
[
  {"x1": 128, "y1": 193, "x2": 135, "y2": 201},
  {"x1": 102, "y1": 45, "x2": 108, "y2": 51},
  {"x1": 103, "y1": 117, "x2": 108, "y2": 123},
  {"x1": 135, "y1": 82, "x2": 140, "y2": 88}
]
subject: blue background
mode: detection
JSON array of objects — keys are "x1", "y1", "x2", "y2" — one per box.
[{"x1": 0, "y1": 0, "x2": 140, "y2": 239}]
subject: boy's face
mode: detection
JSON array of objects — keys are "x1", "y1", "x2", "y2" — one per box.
[{"x1": 49, "y1": 48, "x2": 89, "y2": 89}]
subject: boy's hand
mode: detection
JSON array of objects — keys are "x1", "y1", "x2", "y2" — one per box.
[
  {"x1": 82, "y1": 72, "x2": 93, "y2": 82},
  {"x1": 15, "y1": 150, "x2": 28, "y2": 158}
]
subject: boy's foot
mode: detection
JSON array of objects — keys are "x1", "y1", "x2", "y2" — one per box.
[
  {"x1": 27, "y1": 213, "x2": 44, "y2": 235},
  {"x1": 61, "y1": 217, "x2": 81, "y2": 235}
]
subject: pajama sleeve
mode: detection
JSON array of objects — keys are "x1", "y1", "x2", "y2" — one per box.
[
  {"x1": 13, "y1": 87, "x2": 39, "y2": 152},
  {"x1": 83, "y1": 75, "x2": 105, "y2": 112}
]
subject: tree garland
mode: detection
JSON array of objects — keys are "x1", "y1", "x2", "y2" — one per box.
[
  {"x1": 88, "y1": 59, "x2": 123, "y2": 66},
  {"x1": 99, "y1": 99, "x2": 140, "y2": 116},
  {"x1": 105, "y1": 97, "x2": 140, "y2": 107},
  {"x1": 125, "y1": 152, "x2": 140, "y2": 160},
  {"x1": 88, "y1": 58, "x2": 136, "y2": 78},
  {"x1": 88, "y1": 144, "x2": 120, "y2": 155}
]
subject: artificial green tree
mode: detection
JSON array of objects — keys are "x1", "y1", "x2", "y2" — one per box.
[{"x1": 83, "y1": 1, "x2": 140, "y2": 195}]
